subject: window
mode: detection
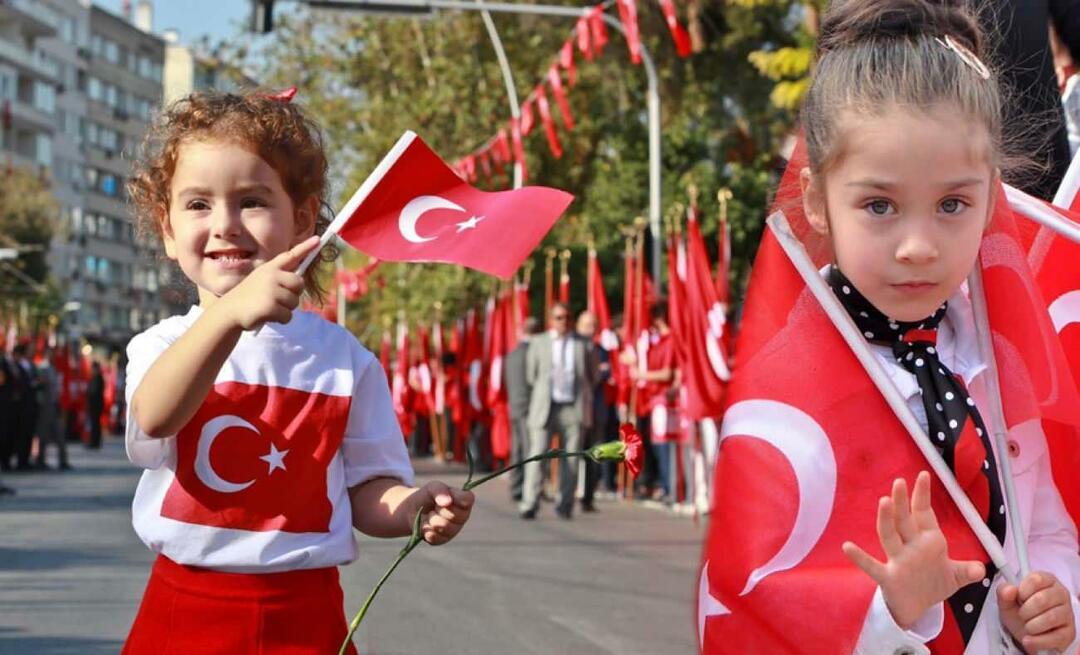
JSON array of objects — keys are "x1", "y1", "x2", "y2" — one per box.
[
  {"x1": 0, "y1": 71, "x2": 14, "y2": 101},
  {"x1": 87, "y1": 76, "x2": 101, "y2": 101},
  {"x1": 61, "y1": 16, "x2": 75, "y2": 42},
  {"x1": 105, "y1": 84, "x2": 116, "y2": 108},
  {"x1": 35, "y1": 134, "x2": 51, "y2": 168},
  {"x1": 33, "y1": 81, "x2": 55, "y2": 113},
  {"x1": 101, "y1": 174, "x2": 117, "y2": 197},
  {"x1": 104, "y1": 41, "x2": 118, "y2": 64}
]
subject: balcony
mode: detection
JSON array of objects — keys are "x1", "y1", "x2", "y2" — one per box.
[
  {"x1": 7, "y1": 97, "x2": 55, "y2": 133},
  {"x1": 0, "y1": 0, "x2": 58, "y2": 38},
  {"x1": 0, "y1": 38, "x2": 58, "y2": 80}
]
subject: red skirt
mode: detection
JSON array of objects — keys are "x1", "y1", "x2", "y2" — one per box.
[{"x1": 123, "y1": 555, "x2": 359, "y2": 655}]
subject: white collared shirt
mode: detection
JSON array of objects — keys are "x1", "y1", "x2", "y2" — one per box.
[{"x1": 549, "y1": 329, "x2": 575, "y2": 403}]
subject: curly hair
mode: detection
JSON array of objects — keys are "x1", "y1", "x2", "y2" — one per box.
[{"x1": 127, "y1": 90, "x2": 337, "y2": 303}]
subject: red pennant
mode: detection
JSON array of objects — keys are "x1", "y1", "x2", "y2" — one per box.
[
  {"x1": 657, "y1": 0, "x2": 692, "y2": 58},
  {"x1": 547, "y1": 66, "x2": 575, "y2": 131},
  {"x1": 615, "y1": 0, "x2": 643, "y2": 65},
  {"x1": 535, "y1": 84, "x2": 563, "y2": 159},
  {"x1": 520, "y1": 98, "x2": 535, "y2": 136},
  {"x1": 560, "y1": 40, "x2": 577, "y2": 87},
  {"x1": 588, "y1": 6, "x2": 609, "y2": 54},
  {"x1": 510, "y1": 117, "x2": 528, "y2": 183},
  {"x1": 576, "y1": 16, "x2": 594, "y2": 61},
  {"x1": 477, "y1": 148, "x2": 492, "y2": 182}
]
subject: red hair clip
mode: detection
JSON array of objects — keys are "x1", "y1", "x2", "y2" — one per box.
[{"x1": 266, "y1": 87, "x2": 298, "y2": 103}]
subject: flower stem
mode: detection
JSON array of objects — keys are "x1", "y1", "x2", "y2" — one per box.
[{"x1": 464, "y1": 449, "x2": 590, "y2": 491}]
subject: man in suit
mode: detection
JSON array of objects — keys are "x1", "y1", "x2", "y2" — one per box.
[
  {"x1": 575, "y1": 310, "x2": 610, "y2": 513},
  {"x1": 520, "y1": 303, "x2": 594, "y2": 520},
  {"x1": 504, "y1": 316, "x2": 540, "y2": 502}
]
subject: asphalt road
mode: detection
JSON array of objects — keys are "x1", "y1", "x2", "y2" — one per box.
[{"x1": 0, "y1": 436, "x2": 703, "y2": 654}]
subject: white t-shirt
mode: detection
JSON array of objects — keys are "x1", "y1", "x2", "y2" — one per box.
[{"x1": 125, "y1": 307, "x2": 415, "y2": 573}]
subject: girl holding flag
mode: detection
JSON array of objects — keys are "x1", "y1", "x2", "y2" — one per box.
[
  {"x1": 120, "y1": 91, "x2": 474, "y2": 653},
  {"x1": 701, "y1": 1, "x2": 1080, "y2": 653}
]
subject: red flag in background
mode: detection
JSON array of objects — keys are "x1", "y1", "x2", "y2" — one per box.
[
  {"x1": 379, "y1": 328, "x2": 392, "y2": 383},
  {"x1": 657, "y1": 0, "x2": 692, "y2": 57},
  {"x1": 560, "y1": 40, "x2": 577, "y2": 87},
  {"x1": 666, "y1": 231, "x2": 689, "y2": 367},
  {"x1": 576, "y1": 16, "x2": 593, "y2": 61},
  {"x1": 415, "y1": 324, "x2": 434, "y2": 418},
  {"x1": 516, "y1": 275, "x2": 531, "y2": 325},
  {"x1": 535, "y1": 84, "x2": 563, "y2": 159},
  {"x1": 331, "y1": 133, "x2": 570, "y2": 278},
  {"x1": 487, "y1": 295, "x2": 514, "y2": 461},
  {"x1": 432, "y1": 319, "x2": 446, "y2": 415},
  {"x1": 510, "y1": 119, "x2": 529, "y2": 184},
  {"x1": 682, "y1": 207, "x2": 729, "y2": 420},
  {"x1": 615, "y1": 0, "x2": 643, "y2": 65},
  {"x1": 547, "y1": 66, "x2": 575, "y2": 131},
  {"x1": 391, "y1": 321, "x2": 413, "y2": 438},
  {"x1": 587, "y1": 249, "x2": 618, "y2": 351},
  {"x1": 559, "y1": 254, "x2": 570, "y2": 305},
  {"x1": 588, "y1": 6, "x2": 609, "y2": 54},
  {"x1": 519, "y1": 98, "x2": 535, "y2": 136},
  {"x1": 463, "y1": 308, "x2": 486, "y2": 419}
]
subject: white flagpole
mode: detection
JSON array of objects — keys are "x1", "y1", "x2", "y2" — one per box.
[
  {"x1": 1005, "y1": 183, "x2": 1080, "y2": 247},
  {"x1": 767, "y1": 212, "x2": 1019, "y2": 584},
  {"x1": 967, "y1": 262, "x2": 1032, "y2": 578}
]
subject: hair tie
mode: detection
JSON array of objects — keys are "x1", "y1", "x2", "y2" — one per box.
[
  {"x1": 935, "y1": 35, "x2": 991, "y2": 81},
  {"x1": 266, "y1": 87, "x2": 298, "y2": 103}
]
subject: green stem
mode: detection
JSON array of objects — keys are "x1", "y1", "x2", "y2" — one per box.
[
  {"x1": 339, "y1": 450, "x2": 592, "y2": 653},
  {"x1": 464, "y1": 449, "x2": 590, "y2": 491}
]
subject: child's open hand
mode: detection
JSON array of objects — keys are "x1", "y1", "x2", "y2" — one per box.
[
  {"x1": 997, "y1": 571, "x2": 1075, "y2": 653},
  {"x1": 412, "y1": 481, "x2": 474, "y2": 546},
  {"x1": 220, "y1": 236, "x2": 320, "y2": 330},
  {"x1": 842, "y1": 471, "x2": 986, "y2": 629}
]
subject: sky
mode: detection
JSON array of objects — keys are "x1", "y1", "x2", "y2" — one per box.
[{"x1": 93, "y1": 0, "x2": 258, "y2": 48}]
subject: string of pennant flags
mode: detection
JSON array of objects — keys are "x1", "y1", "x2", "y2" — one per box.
[{"x1": 450, "y1": 0, "x2": 693, "y2": 184}]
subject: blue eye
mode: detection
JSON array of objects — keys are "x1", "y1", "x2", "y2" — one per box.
[
  {"x1": 940, "y1": 198, "x2": 967, "y2": 214},
  {"x1": 865, "y1": 199, "x2": 894, "y2": 217}
]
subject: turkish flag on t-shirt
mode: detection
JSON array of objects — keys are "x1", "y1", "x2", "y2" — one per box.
[
  {"x1": 331, "y1": 132, "x2": 573, "y2": 279},
  {"x1": 162, "y1": 382, "x2": 350, "y2": 534}
]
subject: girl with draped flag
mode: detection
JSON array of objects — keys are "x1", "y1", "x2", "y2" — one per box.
[{"x1": 699, "y1": 2, "x2": 1080, "y2": 653}]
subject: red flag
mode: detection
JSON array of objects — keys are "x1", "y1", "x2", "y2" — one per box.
[
  {"x1": 416, "y1": 324, "x2": 434, "y2": 416},
  {"x1": 520, "y1": 98, "x2": 535, "y2": 136},
  {"x1": 699, "y1": 141, "x2": 1080, "y2": 652},
  {"x1": 433, "y1": 320, "x2": 446, "y2": 415},
  {"x1": 162, "y1": 383, "x2": 350, "y2": 533},
  {"x1": 615, "y1": 0, "x2": 643, "y2": 65},
  {"x1": 587, "y1": 249, "x2": 618, "y2": 351},
  {"x1": 332, "y1": 133, "x2": 569, "y2": 279},
  {"x1": 510, "y1": 118, "x2": 529, "y2": 184},
  {"x1": 547, "y1": 66, "x2": 575, "y2": 132},
  {"x1": 576, "y1": 16, "x2": 593, "y2": 61},
  {"x1": 477, "y1": 149, "x2": 492, "y2": 183},
  {"x1": 534, "y1": 84, "x2": 563, "y2": 159},
  {"x1": 516, "y1": 276, "x2": 531, "y2": 324},
  {"x1": 666, "y1": 233, "x2": 690, "y2": 368},
  {"x1": 715, "y1": 209, "x2": 731, "y2": 306},
  {"x1": 392, "y1": 321, "x2": 413, "y2": 436},
  {"x1": 560, "y1": 39, "x2": 577, "y2": 87},
  {"x1": 380, "y1": 328, "x2": 392, "y2": 383},
  {"x1": 463, "y1": 308, "x2": 486, "y2": 417},
  {"x1": 682, "y1": 209, "x2": 730, "y2": 420},
  {"x1": 588, "y1": 6, "x2": 609, "y2": 54},
  {"x1": 559, "y1": 264, "x2": 570, "y2": 304},
  {"x1": 657, "y1": 0, "x2": 692, "y2": 58}
]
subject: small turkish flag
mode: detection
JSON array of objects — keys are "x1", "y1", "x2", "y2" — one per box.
[
  {"x1": 331, "y1": 132, "x2": 573, "y2": 279},
  {"x1": 162, "y1": 382, "x2": 350, "y2": 534}
]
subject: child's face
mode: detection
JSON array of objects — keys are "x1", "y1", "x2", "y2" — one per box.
[
  {"x1": 801, "y1": 105, "x2": 997, "y2": 322},
  {"x1": 162, "y1": 139, "x2": 316, "y2": 305}
]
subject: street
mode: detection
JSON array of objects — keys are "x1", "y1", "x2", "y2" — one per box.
[{"x1": 0, "y1": 436, "x2": 703, "y2": 654}]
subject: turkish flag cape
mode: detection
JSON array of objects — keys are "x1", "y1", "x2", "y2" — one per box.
[
  {"x1": 487, "y1": 294, "x2": 513, "y2": 461},
  {"x1": 699, "y1": 140, "x2": 1080, "y2": 653},
  {"x1": 681, "y1": 211, "x2": 729, "y2": 420},
  {"x1": 330, "y1": 132, "x2": 572, "y2": 279}
]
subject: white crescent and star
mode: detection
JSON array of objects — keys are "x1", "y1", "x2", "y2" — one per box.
[
  {"x1": 194, "y1": 414, "x2": 289, "y2": 494},
  {"x1": 397, "y1": 195, "x2": 485, "y2": 244},
  {"x1": 1049, "y1": 289, "x2": 1080, "y2": 335}
]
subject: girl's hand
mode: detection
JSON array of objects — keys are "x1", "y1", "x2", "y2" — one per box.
[
  {"x1": 411, "y1": 481, "x2": 474, "y2": 546},
  {"x1": 998, "y1": 571, "x2": 1076, "y2": 653},
  {"x1": 219, "y1": 236, "x2": 320, "y2": 330},
  {"x1": 842, "y1": 471, "x2": 987, "y2": 629}
]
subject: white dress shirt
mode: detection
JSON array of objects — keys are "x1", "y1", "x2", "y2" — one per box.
[{"x1": 550, "y1": 330, "x2": 576, "y2": 403}]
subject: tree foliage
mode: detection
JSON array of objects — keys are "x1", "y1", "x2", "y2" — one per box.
[{"x1": 219, "y1": 0, "x2": 812, "y2": 343}]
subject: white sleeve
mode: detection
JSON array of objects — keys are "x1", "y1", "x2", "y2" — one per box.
[
  {"x1": 342, "y1": 355, "x2": 415, "y2": 489},
  {"x1": 124, "y1": 329, "x2": 177, "y2": 470},
  {"x1": 1023, "y1": 450, "x2": 1080, "y2": 655},
  {"x1": 854, "y1": 587, "x2": 943, "y2": 655}
]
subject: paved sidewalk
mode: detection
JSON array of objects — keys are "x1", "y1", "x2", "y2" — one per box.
[{"x1": 0, "y1": 437, "x2": 704, "y2": 654}]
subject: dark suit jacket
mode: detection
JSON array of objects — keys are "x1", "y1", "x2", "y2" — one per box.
[
  {"x1": 981, "y1": 0, "x2": 1080, "y2": 199},
  {"x1": 505, "y1": 341, "x2": 531, "y2": 420}
]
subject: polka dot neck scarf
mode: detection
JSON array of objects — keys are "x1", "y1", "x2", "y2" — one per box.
[{"x1": 828, "y1": 267, "x2": 1006, "y2": 645}]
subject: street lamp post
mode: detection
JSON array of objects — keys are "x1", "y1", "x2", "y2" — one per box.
[{"x1": 306, "y1": 0, "x2": 663, "y2": 283}]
